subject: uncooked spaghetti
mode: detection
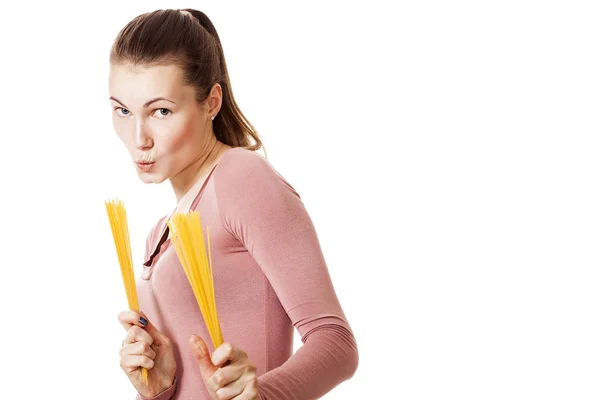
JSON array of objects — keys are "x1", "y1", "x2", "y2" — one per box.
[
  {"x1": 105, "y1": 198, "x2": 149, "y2": 385},
  {"x1": 167, "y1": 211, "x2": 224, "y2": 348}
]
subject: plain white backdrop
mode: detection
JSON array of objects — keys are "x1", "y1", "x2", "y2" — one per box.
[{"x1": 0, "y1": 1, "x2": 598, "y2": 399}]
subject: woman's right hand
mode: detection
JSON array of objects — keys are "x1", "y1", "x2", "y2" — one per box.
[{"x1": 118, "y1": 311, "x2": 177, "y2": 398}]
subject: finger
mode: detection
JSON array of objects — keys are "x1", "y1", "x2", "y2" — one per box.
[
  {"x1": 211, "y1": 342, "x2": 244, "y2": 367},
  {"x1": 232, "y1": 378, "x2": 259, "y2": 400},
  {"x1": 118, "y1": 310, "x2": 148, "y2": 331},
  {"x1": 120, "y1": 354, "x2": 155, "y2": 373},
  {"x1": 138, "y1": 311, "x2": 170, "y2": 346},
  {"x1": 216, "y1": 382, "x2": 245, "y2": 400},
  {"x1": 189, "y1": 334, "x2": 217, "y2": 379},
  {"x1": 212, "y1": 366, "x2": 247, "y2": 398},
  {"x1": 122, "y1": 325, "x2": 154, "y2": 347},
  {"x1": 120, "y1": 340, "x2": 156, "y2": 360}
]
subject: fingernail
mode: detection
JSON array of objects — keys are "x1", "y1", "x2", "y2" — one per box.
[
  {"x1": 139, "y1": 316, "x2": 148, "y2": 326},
  {"x1": 191, "y1": 336, "x2": 204, "y2": 355}
]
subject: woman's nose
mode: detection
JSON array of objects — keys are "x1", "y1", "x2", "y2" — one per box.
[{"x1": 134, "y1": 123, "x2": 153, "y2": 149}]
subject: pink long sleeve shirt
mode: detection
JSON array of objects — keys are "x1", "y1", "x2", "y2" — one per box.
[{"x1": 135, "y1": 147, "x2": 358, "y2": 399}]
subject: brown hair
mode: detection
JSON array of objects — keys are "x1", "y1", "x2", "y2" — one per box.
[{"x1": 109, "y1": 8, "x2": 266, "y2": 157}]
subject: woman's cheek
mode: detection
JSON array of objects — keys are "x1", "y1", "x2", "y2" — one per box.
[
  {"x1": 163, "y1": 126, "x2": 196, "y2": 158},
  {"x1": 112, "y1": 119, "x2": 132, "y2": 149}
]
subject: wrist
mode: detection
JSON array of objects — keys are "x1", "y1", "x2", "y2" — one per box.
[
  {"x1": 138, "y1": 376, "x2": 178, "y2": 400},
  {"x1": 162, "y1": 374, "x2": 176, "y2": 391}
]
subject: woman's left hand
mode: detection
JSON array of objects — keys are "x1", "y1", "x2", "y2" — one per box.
[{"x1": 189, "y1": 335, "x2": 260, "y2": 400}]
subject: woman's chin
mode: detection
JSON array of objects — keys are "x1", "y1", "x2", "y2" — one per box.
[{"x1": 137, "y1": 170, "x2": 165, "y2": 184}]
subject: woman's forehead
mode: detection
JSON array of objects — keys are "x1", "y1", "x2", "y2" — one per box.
[
  {"x1": 110, "y1": 63, "x2": 183, "y2": 82},
  {"x1": 109, "y1": 64, "x2": 195, "y2": 103}
]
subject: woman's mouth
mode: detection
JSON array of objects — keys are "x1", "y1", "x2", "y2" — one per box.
[{"x1": 135, "y1": 161, "x2": 155, "y2": 171}]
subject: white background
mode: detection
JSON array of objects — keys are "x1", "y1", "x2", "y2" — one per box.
[{"x1": 0, "y1": 1, "x2": 598, "y2": 399}]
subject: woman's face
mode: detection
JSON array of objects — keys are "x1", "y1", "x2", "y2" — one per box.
[{"x1": 108, "y1": 63, "x2": 211, "y2": 184}]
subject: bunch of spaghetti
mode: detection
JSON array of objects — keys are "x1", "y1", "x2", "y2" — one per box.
[
  {"x1": 105, "y1": 199, "x2": 149, "y2": 385},
  {"x1": 167, "y1": 211, "x2": 224, "y2": 348}
]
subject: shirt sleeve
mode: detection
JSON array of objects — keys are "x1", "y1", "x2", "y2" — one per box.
[
  {"x1": 136, "y1": 377, "x2": 177, "y2": 400},
  {"x1": 215, "y1": 151, "x2": 359, "y2": 399}
]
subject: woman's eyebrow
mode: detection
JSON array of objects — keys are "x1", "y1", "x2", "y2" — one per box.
[{"x1": 109, "y1": 96, "x2": 176, "y2": 108}]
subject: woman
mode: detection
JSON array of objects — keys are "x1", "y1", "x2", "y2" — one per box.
[{"x1": 109, "y1": 8, "x2": 358, "y2": 400}]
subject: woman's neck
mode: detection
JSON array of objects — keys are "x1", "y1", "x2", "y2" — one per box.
[{"x1": 170, "y1": 139, "x2": 226, "y2": 204}]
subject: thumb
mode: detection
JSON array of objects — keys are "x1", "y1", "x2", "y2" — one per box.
[
  {"x1": 139, "y1": 311, "x2": 168, "y2": 345},
  {"x1": 189, "y1": 334, "x2": 217, "y2": 378}
]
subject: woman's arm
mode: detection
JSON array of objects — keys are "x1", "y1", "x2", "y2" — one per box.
[{"x1": 216, "y1": 151, "x2": 359, "y2": 399}]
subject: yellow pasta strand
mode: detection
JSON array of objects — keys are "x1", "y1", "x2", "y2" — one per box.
[
  {"x1": 167, "y1": 211, "x2": 224, "y2": 348},
  {"x1": 105, "y1": 199, "x2": 149, "y2": 385}
]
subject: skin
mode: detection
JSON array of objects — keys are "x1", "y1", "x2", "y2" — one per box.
[{"x1": 110, "y1": 63, "x2": 259, "y2": 399}]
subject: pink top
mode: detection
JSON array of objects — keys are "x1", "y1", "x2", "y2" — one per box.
[{"x1": 135, "y1": 147, "x2": 358, "y2": 399}]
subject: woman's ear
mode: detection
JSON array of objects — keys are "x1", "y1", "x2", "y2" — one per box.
[{"x1": 207, "y1": 82, "x2": 223, "y2": 117}]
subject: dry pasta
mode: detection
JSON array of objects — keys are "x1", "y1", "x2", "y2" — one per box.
[
  {"x1": 167, "y1": 211, "x2": 224, "y2": 348},
  {"x1": 105, "y1": 199, "x2": 149, "y2": 385}
]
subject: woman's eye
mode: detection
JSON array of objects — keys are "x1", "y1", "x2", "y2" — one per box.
[
  {"x1": 114, "y1": 107, "x2": 130, "y2": 116},
  {"x1": 155, "y1": 108, "x2": 171, "y2": 117},
  {"x1": 113, "y1": 107, "x2": 171, "y2": 117}
]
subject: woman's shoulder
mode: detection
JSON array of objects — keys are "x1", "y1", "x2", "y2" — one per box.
[
  {"x1": 216, "y1": 146, "x2": 280, "y2": 182},
  {"x1": 218, "y1": 146, "x2": 269, "y2": 169},
  {"x1": 214, "y1": 146, "x2": 299, "y2": 197}
]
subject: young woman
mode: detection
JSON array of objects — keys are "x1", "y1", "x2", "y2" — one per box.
[{"x1": 110, "y1": 8, "x2": 358, "y2": 400}]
